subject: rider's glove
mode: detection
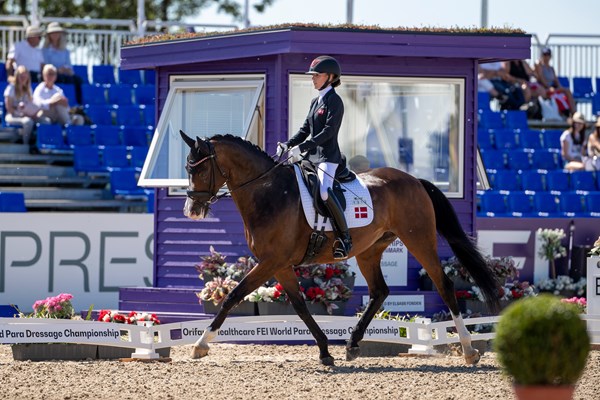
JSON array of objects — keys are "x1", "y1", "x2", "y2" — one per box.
[
  {"x1": 289, "y1": 145, "x2": 302, "y2": 161},
  {"x1": 276, "y1": 142, "x2": 288, "y2": 158}
]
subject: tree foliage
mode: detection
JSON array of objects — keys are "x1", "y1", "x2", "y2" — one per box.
[{"x1": 0, "y1": 0, "x2": 276, "y2": 22}]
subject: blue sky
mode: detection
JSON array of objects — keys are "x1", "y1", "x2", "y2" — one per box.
[{"x1": 187, "y1": 0, "x2": 600, "y2": 42}]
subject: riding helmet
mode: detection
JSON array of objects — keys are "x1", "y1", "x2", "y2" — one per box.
[{"x1": 305, "y1": 55, "x2": 341, "y2": 77}]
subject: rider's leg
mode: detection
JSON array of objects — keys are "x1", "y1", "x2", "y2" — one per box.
[{"x1": 318, "y1": 162, "x2": 352, "y2": 259}]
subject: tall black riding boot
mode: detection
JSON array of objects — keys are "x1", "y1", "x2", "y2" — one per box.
[{"x1": 324, "y1": 188, "x2": 352, "y2": 259}]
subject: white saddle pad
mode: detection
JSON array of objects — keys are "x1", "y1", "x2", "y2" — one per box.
[{"x1": 293, "y1": 165, "x2": 374, "y2": 232}]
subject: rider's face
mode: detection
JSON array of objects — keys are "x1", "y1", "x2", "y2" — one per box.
[{"x1": 312, "y1": 72, "x2": 329, "y2": 89}]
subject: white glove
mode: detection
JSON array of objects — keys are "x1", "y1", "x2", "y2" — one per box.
[
  {"x1": 289, "y1": 145, "x2": 302, "y2": 162},
  {"x1": 276, "y1": 142, "x2": 288, "y2": 158}
]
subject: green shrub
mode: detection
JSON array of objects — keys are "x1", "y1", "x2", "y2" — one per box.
[{"x1": 494, "y1": 294, "x2": 590, "y2": 385}]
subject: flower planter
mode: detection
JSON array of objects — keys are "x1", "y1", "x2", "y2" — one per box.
[
  {"x1": 419, "y1": 275, "x2": 434, "y2": 291},
  {"x1": 11, "y1": 343, "x2": 98, "y2": 361},
  {"x1": 201, "y1": 300, "x2": 257, "y2": 316},
  {"x1": 257, "y1": 302, "x2": 296, "y2": 315},
  {"x1": 452, "y1": 276, "x2": 473, "y2": 290},
  {"x1": 513, "y1": 385, "x2": 574, "y2": 400},
  {"x1": 342, "y1": 275, "x2": 356, "y2": 291},
  {"x1": 459, "y1": 299, "x2": 513, "y2": 315},
  {"x1": 307, "y1": 301, "x2": 347, "y2": 316}
]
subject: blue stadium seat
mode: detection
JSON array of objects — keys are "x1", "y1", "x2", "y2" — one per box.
[
  {"x1": 533, "y1": 192, "x2": 560, "y2": 217},
  {"x1": 94, "y1": 125, "x2": 121, "y2": 146},
  {"x1": 592, "y1": 93, "x2": 600, "y2": 116},
  {"x1": 103, "y1": 145, "x2": 130, "y2": 170},
  {"x1": 146, "y1": 190, "x2": 155, "y2": 213},
  {"x1": 142, "y1": 105, "x2": 155, "y2": 128},
  {"x1": 572, "y1": 77, "x2": 594, "y2": 99},
  {"x1": 66, "y1": 125, "x2": 93, "y2": 148},
  {"x1": 478, "y1": 111, "x2": 504, "y2": 130},
  {"x1": 72, "y1": 65, "x2": 89, "y2": 84},
  {"x1": 108, "y1": 84, "x2": 134, "y2": 105},
  {"x1": 131, "y1": 146, "x2": 148, "y2": 171},
  {"x1": 477, "y1": 129, "x2": 493, "y2": 150},
  {"x1": 558, "y1": 76, "x2": 570, "y2": 89},
  {"x1": 61, "y1": 83, "x2": 79, "y2": 106},
  {"x1": 493, "y1": 129, "x2": 518, "y2": 150},
  {"x1": 504, "y1": 110, "x2": 528, "y2": 130},
  {"x1": 81, "y1": 84, "x2": 107, "y2": 105},
  {"x1": 144, "y1": 69, "x2": 155, "y2": 85},
  {"x1": 122, "y1": 126, "x2": 149, "y2": 147},
  {"x1": 506, "y1": 150, "x2": 531, "y2": 170},
  {"x1": 570, "y1": 170, "x2": 596, "y2": 192},
  {"x1": 545, "y1": 170, "x2": 570, "y2": 192},
  {"x1": 135, "y1": 85, "x2": 155, "y2": 105},
  {"x1": 481, "y1": 149, "x2": 506, "y2": 170},
  {"x1": 490, "y1": 169, "x2": 520, "y2": 191},
  {"x1": 520, "y1": 170, "x2": 545, "y2": 192},
  {"x1": 0, "y1": 192, "x2": 26, "y2": 212},
  {"x1": 541, "y1": 130, "x2": 563, "y2": 150},
  {"x1": 596, "y1": 78, "x2": 600, "y2": 94},
  {"x1": 587, "y1": 193, "x2": 600, "y2": 217},
  {"x1": 531, "y1": 150, "x2": 559, "y2": 170},
  {"x1": 36, "y1": 124, "x2": 69, "y2": 152},
  {"x1": 92, "y1": 65, "x2": 116, "y2": 85},
  {"x1": 506, "y1": 191, "x2": 533, "y2": 217},
  {"x1": 517, "y1": 130, "x2": 542, "y2": 149},
  {"x1": 0, "y1": 62, "x2": 7, "y2": 83},
  {"x1": 73, "y1": 146, "x2": 104, "y2": 174},
  {"x1": 116, "y1": 105, "x2": 143, "y2": 126},
  {"x1": 479, "y1": 191, "x2": 507, "y2": 217},
  {"x1": 477, "y1": 92, "x2": 491, "y2": 112},
  {"x1": 118, "y1": 69, "x2": 142, "y2": 85},
  {"x1": 559, "y1": 192, "x2": 586, "y2": 217},
  {"x1": 110, "y1": 168, "x2": 146, "y2": 198},
  {"x1": 86, "y1": 105, "x2": 114, "y2": 125}
]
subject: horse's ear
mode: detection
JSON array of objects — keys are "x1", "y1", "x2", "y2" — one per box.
[
  {"x1": 180, "y1": 130, "x2": 196, "y2": 149},
  {"x1": 195, "y1": 136, "x2": 210, "y2": 154}
]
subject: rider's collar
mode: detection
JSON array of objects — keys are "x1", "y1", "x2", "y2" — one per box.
[{"x1": 318, "y1": 86, "x2": 332, "y2": 103}]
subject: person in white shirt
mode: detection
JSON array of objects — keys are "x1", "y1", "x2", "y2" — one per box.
[
  {"x1": 560, "y1": 112, "x2": 587, "y2": 171},
  {"x1": 32, "y1": 64, "x2": 83, "y2": 126},
  {"x1": 6, "y1": 26, "x2": 45, "y2": 83}
]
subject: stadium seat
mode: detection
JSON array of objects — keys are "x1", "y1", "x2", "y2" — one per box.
[
  {"x1": 587, "y1": 192, "x2": 600, "y2": 217},
  {"x1": 520, "y1": 170, "x2": 545, "y2": 192},
  {"x1": 559, "y1": 192, "x2": 586, "y2": 217},
  {"x1": 134, "y1": 85, "x2": 155, "y2": 105},
  {"x1": 122, "y1": 126, "x2": 149, "y2": 147},
  {"x1": 142, "y1": 105, "x2": 156, "y2": 128},
  {"x1": 144, "y1": 69, "x2": 155, "y2": 85},
  {"x1": 108, "y1": 84, "x2": 134, "y2": 105},
  {"x1": 493, "y1": 129, "x2": 518, "y2": 150},
  {"x1": 0, "y1": 63, "x2": 7, "y2": 83},
  {"x1": 570, "y1": 170, "x2": 596, "y2": 191},
  {"x1": 92, "y1": 65, "x2": 116, "y2": 85},
  {"x1": 94, "y1": 125, "x2": 121, "y2": 146},
  {"x1": 477, "y1": 92, "x2": 491, "y2": 112},
  {"x1": 477, "y1": 129, "x2": 493, "y2": 150},
  {"x1": 592, "y1": 93, "x2": 600, "y2": 116},
  {"x1": 572, "y1": 77, "x2": 594, "y2": 99},
  {"x1": 118, "y1": 69, "x2": 142, "y2": 85},
  {"x1": 478, "y1": 110, "x2": 504, "y2": 130},
  {"x1": 0, "y1": 192, "x2": 26, "y2": 212},
  {"x1": 103, "y1": 145, "x2": 130, "y2": 170},
  {"x1": 61, "y1": 83, "x2": 79, "y2": 106},
  {"x1": 36, "y1": 124, "x2": 69, "y2": 152},
  {"x1": 596, "y1": 78, "x2": 600, "y2": 94},
  {"x1": 545, "y1": 170, "x2": 570, "y2": 192},
  {"x1": 72, "y1": 65, "x2": 89, "y2": 84},
  {"x1": 81, "y1": 84, "x2": 107, "y2": 105},
  {"x1": 131, "y1": 146, "x2": 148, "y2": 171},
  {"x1": 110, "y1": 168, "x2": 146, "y2": 198},
  {"x1": 533, "y1": 192, "x2": 560, "y2": 217},
  {"x1": 479, "y1": 191, "x2": 507, "y2": 217},
  {"x1": 73, "y1": 145, "x2": 104, "y2": 174},
  {"x1": 490, "y1": 169, "x2": 520, "y2": 191},
  {"x1": 481, "y1": 149, "x2": 506, "y2": 170},
  {"x1": 531, "y1": 150, "x2": 559, "y2": 170},
  {"x1": 66, "y1": 125, "x2": 93, "y2": 148},
  {"x1": 146, "y1": 190, "x2": 155, "y2": 213},
  {"x1": 86, "y1": 105, "x2": 114, "y2": 125},
  {"x1": 541, "y1": 130, "x2": 563, "y2": 150},
  {"x1": 558, "y1": 76, "x2": 570, "y2": 90},
  {"x1": 517, "y1": 130, "x2": 543, "y2": 149},
  {"x1": 503, "y1": 110, "x2": 528, "y2": 130},
  {"x1": 506, "y1": 150, "x2": 531, "y2": 170},
  {"x1": 116, "y1": 105, "x2": 143, "y2": 127},
  {"x1": 506, "y1": 191, "x2": 532, "y2": 217}
]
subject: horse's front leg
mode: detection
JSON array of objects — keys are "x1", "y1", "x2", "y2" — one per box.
[
  {"x1": 191, "y1": 262, "x2": 274, "y2": 359},
  {"x1": 275, "y1": 268, "x2": 334, "y2": 366}
]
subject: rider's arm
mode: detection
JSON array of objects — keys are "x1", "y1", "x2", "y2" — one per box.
[{"x1": 298, "y1": 94, "x2": 344, "y2": 152}]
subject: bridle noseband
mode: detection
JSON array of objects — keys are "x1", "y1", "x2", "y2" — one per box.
[{"x1": 186, "y1": 140, "x2": 228, "y2": 205}]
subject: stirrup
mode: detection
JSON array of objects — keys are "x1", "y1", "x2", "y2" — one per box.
[{"x1": 332, "y1": 237, "x2": 351, "y2": 260}]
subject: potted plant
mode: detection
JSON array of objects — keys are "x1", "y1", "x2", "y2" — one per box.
[
  {"x1": 537, "y1": 275, "x2": 586, "y2": 298},
  {"x1": 196, "y1": 277, "x2": 257, "y2": 315},
  {"x1": 494, "y1": 294, "x2": 590, "y2": 400},
  {"x1": 537, "y1": 228, "x2": 567, "y2": 280},
  {"x1": 245, "y1": 282, "x2": 296, "y2": 315}
]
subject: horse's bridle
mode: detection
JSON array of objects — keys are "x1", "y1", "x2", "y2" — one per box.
[{"x1": 186, "y1": 140, "x2": 228, "y2": 205}]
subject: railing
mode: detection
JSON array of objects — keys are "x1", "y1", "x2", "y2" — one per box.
[{"x1": 531, "y1": 34, "x2": 600, "y2": 81}]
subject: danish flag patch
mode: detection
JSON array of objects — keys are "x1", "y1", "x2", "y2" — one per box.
[
  {"x1": 317, "y1": 107, "x2": 325, "y2": 115},
  {"x1": 354, "y1": 206, "x2": 368, "y2": 219}
]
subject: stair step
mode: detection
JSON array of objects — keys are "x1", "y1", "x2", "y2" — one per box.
[
  {"x1": 0, "y1": 164, "x2": 77, "y2": 177},
  {"x1": 0, "y1": 186, "x2": 106, "y2": 200},
  {"x1": 25, "y1": 199, "x2": 148, "y2": 211},
  {"x1": 0, "y1": 175, "x2": 107, "y2": 187}
]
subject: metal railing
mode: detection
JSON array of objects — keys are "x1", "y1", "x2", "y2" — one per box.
[{"x1": 531, "y1": 34, "x2": 600, "y2": 81}]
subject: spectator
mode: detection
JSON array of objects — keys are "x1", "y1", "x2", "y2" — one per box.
[
  {"x1": 348, "y1": 155, "x2": 370, "y2": 173},
  {"x1": 585, "y1": 117, "x2": 600, "y2": 171},
  {"x1": 5, "y1": 26, "x2": 44, "y2": 83},
  {"x1": 560, "y1": 112, "x2": 587, "y2": 171},
  {"x1": 3, "y1": 65, "x2": 43, "y2": 149},
  {"x1": 478, "y1": 62, "x2": 524, "y2": 110},
  {"x1": 504, "y1": 60, "x2": 544, "y2": 102},
  {"x1": 32, "y1": 64, "x2": 84, "y2": 126},
  {"x1": 42, "y1": 22, "x2": 83, "y2": 104},
  {"x1": 534, "y1": 47, "x2": 576, "y2": 114}
]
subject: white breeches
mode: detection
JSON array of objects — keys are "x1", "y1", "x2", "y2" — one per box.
[{"x1": 317, "y1": 162, "x2": 338, "y2": 201}]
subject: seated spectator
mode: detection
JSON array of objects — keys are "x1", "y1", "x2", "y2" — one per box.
[
  {"x1": 534, "y1": 47, "x2": 576, "y2": 115},
  {"x1": 504, "y1": 60, "x2": 544, "y2": 102},
  {"x1": 585, "y1": 117, "x2": 600, "y2": 171},
  {"x1": 42, "y1": 22, "x2": 83, "y2": 104},
  {"x1": 348, "y1": 155, "x2": 370, "y2": 173},
  {"x1": 32, "y1": 64, "x2": 83, "y2": 126},
  {"x1": 478, "y1": 61, "x2": 525, "y2": 110},
  {"x1": 560, "y1": 112, "x2": 587, "y2": 171},
  {"x1": 3, "y1": 65, "x2": 43, "y2": 149},
  {"x1": 5, "y1": 26, "x2": 44, "y2": 83}
]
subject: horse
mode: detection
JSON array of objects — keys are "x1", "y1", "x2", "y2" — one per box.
[{"x1": 180, "y1": 131, "x2": 500, "y2": 366}]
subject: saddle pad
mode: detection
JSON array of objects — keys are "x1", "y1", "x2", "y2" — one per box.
[{"x1": 293, "y1": 164, "x2": 374, "y2": 231}]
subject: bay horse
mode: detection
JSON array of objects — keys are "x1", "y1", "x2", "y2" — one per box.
[{"x1": 180, "y1": 131, "x2": 500, "y2": 366}]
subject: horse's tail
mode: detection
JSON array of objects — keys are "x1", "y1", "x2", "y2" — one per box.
[{"x1": 419, "y1": 179, "x2": 500, "y2": 312}]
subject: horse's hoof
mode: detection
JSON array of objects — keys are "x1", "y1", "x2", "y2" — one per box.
[
  {"x1": 191, "y1": 344, "x2": 209, "y2": 359},
  {"x1": 346, "y1": 346, "x2": 360, "y2": 361},
  {"x1": 320, "y1": 356, "x2": 335, "y2": 366},
  {"x1": 464, "y1": 348, "x2": 480, "y2": 365}
]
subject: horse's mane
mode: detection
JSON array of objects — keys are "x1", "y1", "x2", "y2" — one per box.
[{"x1": 210, "y1": 134, "x2": 276, "y2": 166}]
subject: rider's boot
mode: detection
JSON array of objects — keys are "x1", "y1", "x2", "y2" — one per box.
[{"x1": 324, "y1": 188, "x2": 352, "y2": 259}]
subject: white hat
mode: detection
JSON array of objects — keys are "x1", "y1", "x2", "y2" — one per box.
[
  {"x1": 25, "y1": 26, "x2": 43, "y2": 38},
  {"x1": 46, "y1": 22, "x2": 66, "y2": 34}
]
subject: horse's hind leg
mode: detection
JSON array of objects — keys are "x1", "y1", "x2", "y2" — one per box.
[
  {"x1": 346, "y1": 242, "x2": 390, "y2": 361},
  {"x1": 275, "y1": 268, "x2": 334, "y2": 366}
]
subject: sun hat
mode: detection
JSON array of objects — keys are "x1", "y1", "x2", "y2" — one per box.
[
  {"x1": 542, "y1": 47, "x2": 552, "y2": 55},
  {"x1": 571, "y1": 112, "x2": 586, "y2": 124},
  {"x1": 46, "y1": 22, "x2": 66, "y2": 34},
  {"x1": 25, "y1": 26, "x2": 43, "y2": 38}
]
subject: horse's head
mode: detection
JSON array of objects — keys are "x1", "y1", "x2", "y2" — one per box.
[{"x1": 180, "y1": 130, "x2": 227, "y2": 220}]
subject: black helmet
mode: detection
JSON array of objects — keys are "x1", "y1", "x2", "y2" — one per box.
[{"x1": 305, "y1": 55, "x2": 341, "y2": 77}]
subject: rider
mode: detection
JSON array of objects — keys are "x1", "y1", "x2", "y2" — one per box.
[{"x1": 276, "y1": 55, "x2": 352, "y2": 260}]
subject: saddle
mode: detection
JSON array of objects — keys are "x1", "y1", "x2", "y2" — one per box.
[{"x1": 297, "y1": 160, "x2": 356, "y2": 216}]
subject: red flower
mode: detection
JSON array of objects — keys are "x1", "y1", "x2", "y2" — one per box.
[
  {"x1": 113, "y1": 314, "x2": 126, "y2": 323},
  {"x1": 306, "y1": 286, "x2": 325, "y2": 300},
  {"x1": 324, "y1": 267, "x2": 335, "y2": 280}
]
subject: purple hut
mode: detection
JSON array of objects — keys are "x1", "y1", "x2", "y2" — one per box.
[{"x1": 119, "y1": 26, "x2": 530, "y2": 320}]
